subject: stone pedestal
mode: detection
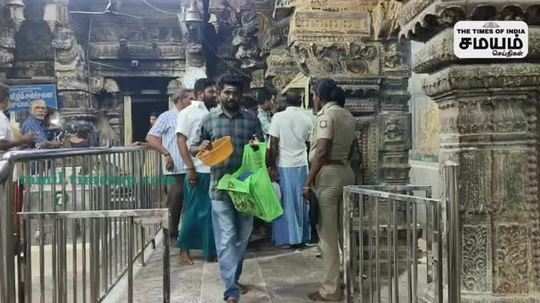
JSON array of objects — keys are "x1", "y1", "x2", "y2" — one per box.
[{"x1": 400, "y1": 1, "x2": 540, "y2": 301}]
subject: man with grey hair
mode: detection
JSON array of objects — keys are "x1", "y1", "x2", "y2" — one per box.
[
  {"x1": 0, "y1": 83, "x2": 34, "y2": 151},
  {"x1": 146, "y1": 88, "x2": 193, "y2": 242},
  {"x1": 22, "y1": 99, "x2": 62, "y2": 149}
]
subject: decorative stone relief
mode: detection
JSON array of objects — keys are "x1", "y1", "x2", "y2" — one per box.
[
  {"x1": 458, "y1": 151, "x2": 490, "y2": 216},
  {"x1": 372, "y1": 0, "x2": 403, "y2": 40},
  {"x1": 292, "y1": 42, "x2": 379, "y2": 76},
  {"x1": 495, "y1": 225, "x2": 529, "y2": 294},
  {"x1": 423, "y1": 64, "x2": 540, "y2": 98},
  {"x1": 399, "y1": 0, "x2": 540, "y2": 42},
  {"x1": 232, "y1": 8, "x2": 263, "y2": 70},
  {"x1": 462, "y1": 225, "x2": 489, "y2": 292},
  {"x1": 0, "y1": 17, "x2": 17, "y2": 72}
]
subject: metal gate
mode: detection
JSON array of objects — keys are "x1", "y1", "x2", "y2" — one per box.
[
  {"x1": 0, "y1": 147, "x2": 171, "y2": 303},
  {"x1": 343, "y1": 164, "x2": 459, "y2": 303}
]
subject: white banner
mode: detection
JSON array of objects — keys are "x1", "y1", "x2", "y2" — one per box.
[{"x1": 454, "y1": 21, "x2": 528, "y2": 59}]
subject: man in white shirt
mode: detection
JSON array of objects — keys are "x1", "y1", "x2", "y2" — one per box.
[
  {"x1": 175, "y1": 78, "x2": 218, "y2": 263},
  {"x1": 268, "y1": 93, "x2": 314, "y2": 247},
  {"x1": 146, "y1": 88, "x2": 192, "y2": 241},
  {"x1": 0, "y1": 83, "x2": 34, "y2": 151}
]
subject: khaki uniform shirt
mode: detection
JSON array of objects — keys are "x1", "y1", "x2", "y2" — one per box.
[{"x1": 309, "y1": 102, "x2": 356, "y2": 163}]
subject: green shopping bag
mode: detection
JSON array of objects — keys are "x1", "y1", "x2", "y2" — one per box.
[{"x1": 217, "y1": 143, "x2": 283, "y2": 222}]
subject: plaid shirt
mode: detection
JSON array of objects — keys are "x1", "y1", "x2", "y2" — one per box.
[{"x1": 200, "y1": 106, "x2": 264, "y2": 201}]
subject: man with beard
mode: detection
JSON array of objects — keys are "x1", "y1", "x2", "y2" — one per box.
[
  {"x1": 199, "y1": 75, "x2": 264, "y2": 303},
  {"x1": 175, "y1": 78, "x2": 218, "y2": 263}
]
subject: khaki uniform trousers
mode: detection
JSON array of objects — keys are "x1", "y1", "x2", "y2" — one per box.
[{"x1": 314, "y1": 163, "x2": 354, "y2": 298}]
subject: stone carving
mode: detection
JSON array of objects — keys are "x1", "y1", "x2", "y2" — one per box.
[
  {"x1": 232, "y1": 9, "x2": 262, "y2": 70},
  {"x1": 261, "y1": 17, "x2": 290, "y2": 52},
  {"x1": 372, "y1": 0, "x2": 402, "y2": 40},
  {"x1": 459, "y1": 151, "x2": 490, "y2": 216},
  {"x1": 54, "y1": 26, "x2": 88, "y2": 91},
  {"x1": 383, "y1": 42, "x2": 404, "y2": 70},
  {"x1": 384, "y1": 119, "x2": 403, "y2": 143},
  {"x1": 441, "y1": 97, "x2": 528, "y2": 135},
  {"x1": 0, "y1": 17, "x2": 17, "y2": 72},
  {"x1": 15, "y1": 21, "x2": 55, "y2": 61},
  {"x1": 399, "y1": 1, "x2": 540, "y2": 41},
  {"x1": 399, "y1": 0, "x2": 434, "y2": 26},
  {"x1": 423, "y1": 64, "x2": 540, "y2": 98},
  {"x1": 186, "y1": 43, "x2": 205, "y2": 68},
  {"x1": 183, "y1": 0, "x2": 205, "y2": 69},
  {"x1": 292, "y1": 42, "x2": 379, "y2": 76},
  {"x1": 495, "y1": 225, "x2": 529, "y2": 294},
  {"x1": 265, "y1": 49, "x2": 297, "y2": 76},
  {"x1": 403, "y1": 1, "x2": 540, "y2": 300},
  {"x1": 462, "y1": 225, "x2": 488, "y2": 292}
]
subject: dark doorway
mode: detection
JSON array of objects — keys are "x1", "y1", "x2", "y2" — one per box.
[
  {"x1": 131, "y1": 95, "x2": 169, "y2": 142},
  {"x1": 115, "y1": 77, "x2": 172, "y2": 143}
]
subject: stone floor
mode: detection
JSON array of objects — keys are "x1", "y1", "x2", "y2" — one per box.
[
  {"x1": 116, "y1": 235, "x2": 430, "y2": 303},
  {"x1": 124, "y1": 240, "x2": 339, "y2": 303}
]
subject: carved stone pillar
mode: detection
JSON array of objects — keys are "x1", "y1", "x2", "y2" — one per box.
[
  {"x1": 182, "y1": 0, "x2": 207, "y2": 88},
  {"x1": 400, "y1": 1, "x2": 540, "y2": 301},
  {"x1": 0, "y1": 0, "x2": 24, "y2": 81},
  {"x1": 287, "y1": 0, "x2": 411, "y2": 185},
  {"x1": 48, "y1": 0, "x2": 97, "y2": 134}
]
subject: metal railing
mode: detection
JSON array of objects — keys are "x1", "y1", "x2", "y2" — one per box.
[
  {"x1": 343, "y1": 164, "x2": 459, "y2": 303},
  {"x1": 0, "y1": 147, "x2": 171, "y2": 303}
]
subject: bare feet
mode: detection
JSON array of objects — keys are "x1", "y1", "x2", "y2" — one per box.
[
  {"x1": 178, "y1": 250, "x2": 194, "y2": 265},
  {"x1": 307, "y1": 291, "x2": 343, "y2": 302}
]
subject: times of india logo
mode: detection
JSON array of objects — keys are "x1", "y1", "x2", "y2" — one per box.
[{"x1": 454, "y1": 21, "x2": 528, "y2": 59}]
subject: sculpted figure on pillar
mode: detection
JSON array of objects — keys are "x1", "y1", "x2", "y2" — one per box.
[
  {"x1": 232, "y1": 9, "x2": 262, "y2": 70},
  {"x1": 183, "y1": 0, "x2": 206, "y2": 68},
  {"x1": 47, "y1": 0, "x2": 97, "y2": 140},
  {"x1": 209, "y1": 0, "x2": 264, "y2": 75},
  {"x1": 0, "y1": 0, "x2": 25, "y2": 79},
  {"x1": 372, "y1": 0, "x2": 403, "y2": 40}
]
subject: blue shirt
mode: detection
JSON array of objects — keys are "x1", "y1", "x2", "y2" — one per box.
[
  {"x1": 21, "y1": 116, "x2": 47, "y2": 146},
  {"x1": 200, "y1": 106, "x2": 264, "y2": 201},
  {"x1": 147, "y1": 109, "x2": 185, "y2": 175}
]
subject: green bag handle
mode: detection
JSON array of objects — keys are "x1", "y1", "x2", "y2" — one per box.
[{"x1": 234, "y1": 143, "x2": 267, "y2": 177}]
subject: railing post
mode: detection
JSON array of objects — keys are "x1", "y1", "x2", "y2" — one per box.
[
  {"x1": 128, "y1": 217, "x2": 134, "y2": 303},
  {"x1": 342, "y1": 187, "x2": 352, "y2": 303},
  {"x1": 163, "y1": 227, "x2": 170, "y2": 303},
  {"x1": 444, "y1": 161, "x2": 461, "y2": 303}
]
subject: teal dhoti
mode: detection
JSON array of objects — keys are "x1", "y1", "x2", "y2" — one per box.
[{"x1": 177, "y1": 173, "x2": 217, "y2": 259}]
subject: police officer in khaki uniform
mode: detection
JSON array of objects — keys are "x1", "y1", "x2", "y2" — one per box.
[{"x1": 304, "y1": 79, "x2": 356, "y2": 302}]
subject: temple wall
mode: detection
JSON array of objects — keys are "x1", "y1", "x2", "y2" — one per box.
[{"x1": 408, "y1": 41, "x2": 442, "y2": 197}]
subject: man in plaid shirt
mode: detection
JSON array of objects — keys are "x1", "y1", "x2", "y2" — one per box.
[{"x1": 199, "y1": 75, "x2": 263, "y2": 303}]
